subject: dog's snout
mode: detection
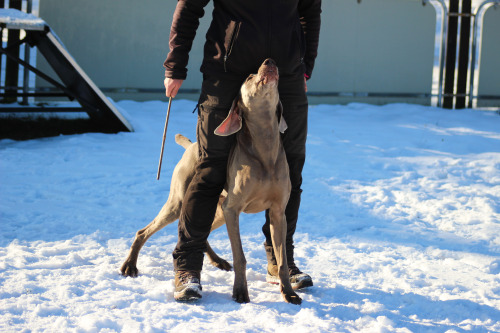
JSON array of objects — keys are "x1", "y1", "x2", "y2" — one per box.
[
  {"x1": 264, "y1": 58, "x2": 276, "y2": 66},
  {"x1": 256, "y1": 58, "x2": 279, "y2": 85}
]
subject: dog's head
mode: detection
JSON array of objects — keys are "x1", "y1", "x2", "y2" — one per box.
[{"x1": 214, "y1": 58, "x2": 287, "y2": 136}]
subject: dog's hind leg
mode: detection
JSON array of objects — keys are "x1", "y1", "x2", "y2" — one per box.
[
  {"x1": 120, "y1": 198, "x2": 181, "y2": 277},
  {"x1": 121, "y1": 138, "x2": 197, "y2": 277},
  {"x1": 206, "y1": 241, "x2": 232, "y2": 271}
]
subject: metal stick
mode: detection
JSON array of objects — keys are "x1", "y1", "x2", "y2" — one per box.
[{"x1": 157, "y1": 97, "x2": 173, "y2": 180}]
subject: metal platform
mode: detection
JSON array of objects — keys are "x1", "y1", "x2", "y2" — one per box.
[{"x1": 0, "y1": 8, "x2": 133, "y2": 132}]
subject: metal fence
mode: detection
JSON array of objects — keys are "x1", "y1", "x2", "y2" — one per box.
[
  {"x1": 427, "y1": 0, "x2": 500, "y2": 108},
  {"x1": 3, "y1": 0, "x2": 499, "y2": 108}
]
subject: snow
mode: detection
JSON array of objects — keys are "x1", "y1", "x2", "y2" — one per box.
[
  {"x1": 1, "y1": 100, "x2": 499, "y2": 332},
  {"x1": 0, "y1": 9, "x2": 46, "y2": 31}
]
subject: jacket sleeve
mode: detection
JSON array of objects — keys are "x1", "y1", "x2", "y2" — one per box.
[
  {"x1": 163, "y1": 0, "x2": 210, "y2": 79},
  {"x1": 298, "y1": 0, "x2": 321, "y2": 80}
]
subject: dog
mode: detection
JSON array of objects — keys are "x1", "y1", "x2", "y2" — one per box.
[{"x1": 121, "y1": 58, "x2": 301, "y2": 305}]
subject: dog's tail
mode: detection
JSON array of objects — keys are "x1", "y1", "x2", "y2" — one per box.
[{"x1": 175, "y1": 134, "x2": 192, "y2": 150}]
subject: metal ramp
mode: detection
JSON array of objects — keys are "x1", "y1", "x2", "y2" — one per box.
[{"x1": 0, "y1": 9, "x2": 133, "y2": 132}]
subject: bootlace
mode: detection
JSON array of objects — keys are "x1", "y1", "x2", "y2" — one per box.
[
  {"x1": 288, "y1": 263, "x2": 303, "y2": 276},
  {"x1": 177, "y1": 270, "x2": 200, "y2": 284}
]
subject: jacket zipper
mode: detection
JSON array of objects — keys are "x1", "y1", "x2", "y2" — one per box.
[
  {"x1": 224, "y1": 22, "x2": 241, "y2": 72},
  {"x1": 296, "y1": 24, "x2": 305, "y2": 65}
]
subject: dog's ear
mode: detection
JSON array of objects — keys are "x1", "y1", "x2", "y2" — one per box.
[
  {"x1": 214, "y1": 97, "x2": 242, "y2": 136},
  {"x1": 277, "y1": 100, "x2": 287, "y2": 134}
]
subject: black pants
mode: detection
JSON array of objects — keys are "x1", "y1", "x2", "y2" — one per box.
[{"x1": 173, "y1": 74, "x2": 308, "y2": 271}]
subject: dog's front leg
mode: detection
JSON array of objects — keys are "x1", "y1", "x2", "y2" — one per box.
[
  {"x1": 269, "y1": 209, "x2": 302, "y2": 305},
  {"x1": 224, "y1": 207, "x2": 249, "y2": 303}
]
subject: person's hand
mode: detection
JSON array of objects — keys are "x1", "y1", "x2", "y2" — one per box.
[
  {"x1": 304, "y1": 76, "x2": 308, "y2": 93},
  {"x1": 164, "y1": 78, "x2": 183, "y2": 98}
]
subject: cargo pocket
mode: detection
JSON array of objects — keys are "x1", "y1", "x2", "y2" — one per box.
[
  {"x1": 295, "y1": 22, "x2": 306, "y2": 67},
  {"x1": 197, "y1": 102, "x2": 236, "y2": 160}
]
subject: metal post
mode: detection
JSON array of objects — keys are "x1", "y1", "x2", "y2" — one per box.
[
  {"x1": 4, "y1": 0, "x2": 22, "y2": 103},
  {"x1": 443, "y1": 0, "x2": 459, "y2": 109},
  {"x1": 468, "y1": 0, "x2": 499, "y2": 108},
  {"x1": 0, "y1": 0, "x2": 5, "y2": 95},
  {"x1": 22, "y1": 0, "x2": 34, "y2": 105},
  {"x1": 427, "y1": 0, "x2": 448, "y2": 107},
  {"x1": 455, "y1": 0, "x2": 471, "y2": 108}
]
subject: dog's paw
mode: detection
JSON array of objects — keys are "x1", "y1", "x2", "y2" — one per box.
[
  {"x1": 232, "y1": 288, "x2": 250, "y2": 303},
  {"x1": 211, "y1": 258, "x2": 233, "y2": 271},
  {"x1": 282, "y1": 292, "x2": 302, "y2": 305},
  {"x1": 120, "y1": 262, "x2": 139, "y2": 277}
]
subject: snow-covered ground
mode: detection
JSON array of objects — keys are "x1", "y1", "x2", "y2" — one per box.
[{"x1": 1, "y1": 100, "x2": 499, "y2": 332}]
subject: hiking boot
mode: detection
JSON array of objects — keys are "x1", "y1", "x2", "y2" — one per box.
[
  {"x1": 266, "y1": 262, "x2": 313, "y2": 290},
  {"x1": 174, "y1": 270, "x2": 202, "y2": 301},
  {"x1": 264, "y1": 243, "x2": 313, "y2": 290}
]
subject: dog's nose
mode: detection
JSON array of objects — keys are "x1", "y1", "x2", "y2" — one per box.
[{"x1": 264, "y1": 58, "x2": 276, "y2": 66}]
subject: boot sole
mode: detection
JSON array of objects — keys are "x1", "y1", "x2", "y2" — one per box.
[{"x1": 174, "y1": 285, "x2": 202, "y2": 302}]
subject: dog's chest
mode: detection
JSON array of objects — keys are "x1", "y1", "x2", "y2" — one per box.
[{"x1": 228, "y1": 151, "x2": 290, "y2": 208}]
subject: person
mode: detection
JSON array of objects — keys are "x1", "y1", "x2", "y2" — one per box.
[{"x1": 163, "y1": 0, "x2": 322, "y2": 301}]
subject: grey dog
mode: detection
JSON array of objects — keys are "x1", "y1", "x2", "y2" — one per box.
[{"x1": 121, "y1": 58, "x2": 301, "y2": 305}]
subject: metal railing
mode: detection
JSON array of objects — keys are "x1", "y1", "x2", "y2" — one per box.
[{"x1": 425, "y1": 0, "x2": 500, "y2": 108}]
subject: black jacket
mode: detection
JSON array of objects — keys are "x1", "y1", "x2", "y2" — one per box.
[{"x1": 164, "y1": 0, "x2": 321, "y2": 80}]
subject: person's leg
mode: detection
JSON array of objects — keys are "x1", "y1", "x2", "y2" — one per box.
[
  {"x1": 173, "y1": 76, "x2": 244, "y2": 300},
  {"x1": 262, "y1": 75, "x2": 312, "y2": 289}
]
